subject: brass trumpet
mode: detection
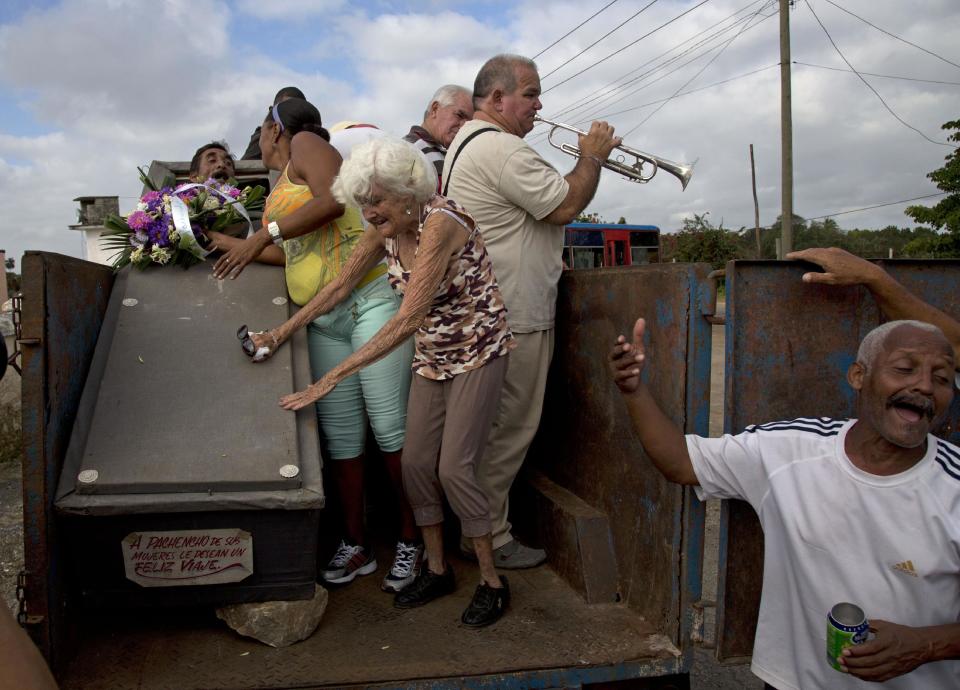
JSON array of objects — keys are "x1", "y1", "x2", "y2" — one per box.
[{"x1": 534, "y1": 115, "x2": 695, "y2": 190}]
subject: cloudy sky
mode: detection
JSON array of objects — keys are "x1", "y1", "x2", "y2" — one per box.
[{"x1": 0, "y1": 0, "x2": 957, "y2": 267}]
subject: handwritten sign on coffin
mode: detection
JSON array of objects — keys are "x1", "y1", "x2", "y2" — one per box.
[{"x1": 122, "y1": 529, "x2": 254, "y2": 587}]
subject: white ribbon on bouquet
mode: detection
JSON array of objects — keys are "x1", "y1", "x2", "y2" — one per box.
[{"x1": 169, "y1": 182, "x2": 254, "y2": 260}]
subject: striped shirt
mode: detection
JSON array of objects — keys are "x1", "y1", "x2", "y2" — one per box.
[{"x1": 403, "y1": 125, "x2": 445, "y2": 193}]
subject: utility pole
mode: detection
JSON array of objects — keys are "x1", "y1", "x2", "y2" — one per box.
[
  {"x1": 779, "y1": 0, "x2": 794, "y2": 258},
  {"x1": 750, "y1": 144, "x2": 761, "y2": 257}
]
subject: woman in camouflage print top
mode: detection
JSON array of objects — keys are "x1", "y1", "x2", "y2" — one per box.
[{"x1": 243, "y1": 136, "x2": 515, "y2": 627}]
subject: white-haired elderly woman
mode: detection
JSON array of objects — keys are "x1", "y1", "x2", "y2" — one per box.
[{"x1": 243, "y1": 136, "x2": 516, "y2": 627}]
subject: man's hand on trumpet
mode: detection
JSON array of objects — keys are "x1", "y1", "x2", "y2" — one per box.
[{"x1": 578, "y1": 121, "x2": 621, "y2": 167}]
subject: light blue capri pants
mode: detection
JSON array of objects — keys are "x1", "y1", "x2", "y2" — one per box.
[{"x1": 307, "y1": 273, "x2": 413, "y2": 459}]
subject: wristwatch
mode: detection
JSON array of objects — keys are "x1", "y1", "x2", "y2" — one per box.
[{"x1": 267, "y1": 221, "x2": 283, "y2": 246}]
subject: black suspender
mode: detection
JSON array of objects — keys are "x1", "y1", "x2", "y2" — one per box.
[{"x1": 442, "y1": 127, "x2": 498, "y2": 197}]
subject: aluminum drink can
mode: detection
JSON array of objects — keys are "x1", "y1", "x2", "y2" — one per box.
[{"x1": 827, "y1": 602, "x2": 869, "y2": 671}]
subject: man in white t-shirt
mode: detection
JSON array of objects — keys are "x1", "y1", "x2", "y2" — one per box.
[
  {"x1": 442, "y1": 54, "x2": 619, "y2": 568},
  {"x1": 610, "y1": 318, "x2": 960, "y2": 689}
]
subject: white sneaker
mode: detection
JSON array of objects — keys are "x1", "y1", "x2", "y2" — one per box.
[
  {"x1": 323, "y1": 540, "x2": 377, "y2": 584},
  {"x1": 381, "y1": 540, "x2": 423, "y2": 592}
]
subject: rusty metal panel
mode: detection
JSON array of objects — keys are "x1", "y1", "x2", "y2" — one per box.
[
  {"x1": 716, "y1": 259, "x2": 960, "y2": 662},
  {"x1": 20, "y1": 251, "x2": 115, "y2": 669},
  {"x1": 531, "y1": 263, "x2": 711, "y2": 663}
]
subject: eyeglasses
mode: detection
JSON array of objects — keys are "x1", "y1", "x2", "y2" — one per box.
[{"x1": 271, "y1": 104, "x2": 284, "y2": 132}]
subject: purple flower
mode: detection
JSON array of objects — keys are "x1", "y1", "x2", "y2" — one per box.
[
  {"x1": 127, "y1": 210, "x2": 151, "y2": 230},
  {"x1": 141, "y1": 191, "x2": 161, "y2": 205},
  {"x1": 146, "y1": 214, "x2": 173, "y2": 247}
]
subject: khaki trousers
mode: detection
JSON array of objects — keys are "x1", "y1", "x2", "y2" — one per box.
[
  {"x1": 474, "y1": 329, "x2": 554, "y2": 549},
  {"x1": 401, "y1": 356, "x2": 507, "y2": 538}
]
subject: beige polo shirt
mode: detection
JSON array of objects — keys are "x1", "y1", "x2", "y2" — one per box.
[{"x1": 442, "y1": 120, "x2": 569, "y2": 333}]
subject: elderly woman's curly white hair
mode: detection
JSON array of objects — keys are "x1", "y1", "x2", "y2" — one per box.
[{"x1": 333, "y1": 137, "x2": 437, "y2": 208}]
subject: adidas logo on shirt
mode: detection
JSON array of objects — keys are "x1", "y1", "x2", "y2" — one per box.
[{"x1": 892, "y1": 560, "x2": 918, "y2": 577}]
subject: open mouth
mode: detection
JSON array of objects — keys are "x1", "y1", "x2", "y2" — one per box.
[
  {"x1": 212, "y1": 170, "x2": 230, "y2": 182},
  {"x1": 887, "y1": 395, "x2": 934, "y2": 423}
]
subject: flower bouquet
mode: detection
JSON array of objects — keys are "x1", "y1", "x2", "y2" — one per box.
[{"x1": 100, "y1": 168, "x2": 266, "y2": 270}]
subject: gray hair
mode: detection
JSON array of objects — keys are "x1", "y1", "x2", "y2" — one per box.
[
  {"x1": 425, "y1": 84, "x2": 471, "y2": 118},
  {"x1": 856, "y1": 320, "x2": 945, "y2": 369},
  {"x1": 333, "y1": 136, "x2": 436, "y2": 207},
  {"x1": 473, "y1": 54, "x2": 537, "y2": 101}
]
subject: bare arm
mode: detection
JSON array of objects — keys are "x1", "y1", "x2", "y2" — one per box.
[
  {"x1": 249, "y1": 226, "x2": 386, "y2": 357},
  {"x1": 0, "y1": 606, "x2": 58, "y2": 690},
  {"x1": 214, "y1": 133, "x2": 345, "y2": 279},
  {"x1": 278, "y1": 212, "x2": 468, "y2": 410},
  {"x1": 609, "y1": 317, "x2": 699, "y2": 485},
  {"x1": 207, "y1": 231, "x2": 285, "y2": 266},
  {"x1": 541, "y1": 121, "x2": 619, "y2": 225},
  {"x1": 841, "y1": 620, "x2": 960, "y2": 682},
  {"x1": 787, "y1": 247, "x2": 960, "y2": 365}
]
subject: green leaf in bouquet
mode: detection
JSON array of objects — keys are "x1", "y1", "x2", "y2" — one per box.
[
  {"x1": 244, "y1": 185, "x2": 266, "y2": 209},
  {"x1": 102, "y1": 213, "x2": 132, "y2": 234},
  {"x1": 138, "y1": 166, "x2": 159, "y2": 192},
  {"x1": 209, "y1": 211, "x2": 234, "y2": 234}
]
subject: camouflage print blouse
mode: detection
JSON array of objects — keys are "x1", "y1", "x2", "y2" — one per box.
[{"x1": 385, "y1": 195, "x2": 516, "y2": 381}]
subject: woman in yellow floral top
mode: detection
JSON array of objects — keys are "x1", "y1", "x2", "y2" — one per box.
[{"x1": 225, "y1": 100, "x2": 417, "y2": 594}]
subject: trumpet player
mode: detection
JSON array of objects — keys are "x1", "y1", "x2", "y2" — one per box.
[{"x1": 442, "y1": 54, "x2": 620, "y2": 569}]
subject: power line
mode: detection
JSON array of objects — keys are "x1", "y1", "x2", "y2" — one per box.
[
  {"x1": 620, "y1": 2, "x2": 774, "y2": 136},
  {"x1": 569, "y1": 7, "x2": 776, "y2": 128},
  {"x1": 548, "y1": 1, "x2": 769, "y2": 125},
  {"x1": 803, "y1": 0, "x2": 956, "y2": 149},
  {"x1": 540, "y1": 0, "x2": 661, "y2": 81},
  {"x1": 805, "y1": 192, "x2": 947, "y2": 221},
  {"x1": 542, "y1": 0, "x2": 714, "y2": 94},
  {"x1": 822, "y1": 0, "x2": 960, "y2": 71},
  {"x1": 794, "y1": 60, "x2": 960, "y2": 86},
  {"x1": 543, "y1": 0, "x2": 766, "y2": 124},
  {"x1": 592, "y1": 63, "x2": 778, "y2": 119},
  {"x1": 533, "y1": 0, "x2": 622, "y2": 60}
]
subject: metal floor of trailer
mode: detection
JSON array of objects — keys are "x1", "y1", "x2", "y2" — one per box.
[{"x1": 61, "y1": 548, "x2": 676, "y2": 689}]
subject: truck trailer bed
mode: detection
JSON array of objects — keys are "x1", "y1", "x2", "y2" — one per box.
[{"x1": 62, "y1": 552, "x2": 679, "y2": 689}]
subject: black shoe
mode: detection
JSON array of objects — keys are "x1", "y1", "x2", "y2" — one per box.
[
  {"x1": 461, "y1": 575, "x2": 510, "y2": 627},
  {"x1": 393, "y1": 565, "x2": 455, "y2": 609}
]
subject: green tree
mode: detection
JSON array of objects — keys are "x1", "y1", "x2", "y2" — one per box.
[
  {"x1": 575, "y1": 211, "x2": 605, "y2": 223},
  {"x1": 903, "y1": 119, "x2": 960, "y2": 256},
  {"x1": 671, "y1": 212, "x2": 742, "y2": 269},
  {"x1": 757, "y1": 213, "x2": 808, "y2": 258},
  {"x1": 795, "y1": 218, "x2": 844, "y2": 251}
]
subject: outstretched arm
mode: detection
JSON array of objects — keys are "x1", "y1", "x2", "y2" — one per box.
[
  {"x1": 207, "y1": 231, "x2": 285, "y2": 266},
  {"x1": 787, "y1": 247, "x2": 960, "y2": 365},
  {"x1": 246, "y1": 226, "x2": 386, "y2": 359},
  {"x1": 214, "y1": 134, "x2": 345, "y2": 279},
  {"x1": 278, "y1": 212, "x2": 467, "y2": 410},
  {"x1": 609, "y1": 317, "x2": 699, "y2": 485},
  {"x1": 840, "y1": 620, "x2": 960, "y2": 682}
]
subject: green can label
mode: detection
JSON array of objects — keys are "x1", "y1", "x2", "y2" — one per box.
[{"x1": 826, "y1": 602, "x2": 869, "y2": 671}]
